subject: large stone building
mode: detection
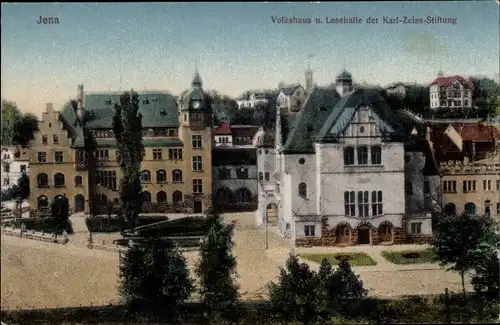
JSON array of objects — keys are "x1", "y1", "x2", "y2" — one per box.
[
  {"x1": 28, "y1": 72, "x2": 213, "y2": 215},
  {"x1": 212, "y1": 122, "x2": 262, "y2": 211},
  {"x1": 1, "y1": 146, "x2": 29, "y2": 191},
  {"x1": 257, "y1": 70, "x2": 439, "y2": 247},
  {"x1": 429, "y1": 123, "x2": 500, "y2": 218}
]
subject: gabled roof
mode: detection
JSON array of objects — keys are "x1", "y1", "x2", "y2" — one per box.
[
  {"x1": 282, "y1": 87, "x2": 340, "y2": 153},
  {"x1": 279, "y1": 84, "x2": 303, "y2": 96},
  {"x1": 315, "y1": 89, "x2": 405, "y2": 143},
  {"x1": 453, "y1": 124, "x2": 500, "y2": 142},
  {"x1": 430, "y1": 75, "x2": 474, "y2": 89},
  {"x1": 83, "y1": 93, "x2": 179, "y2": 129},
  {"x1": 214, "y1": 122, "x2": 232, "y2": 135},
  {"x1": 257, "y1": 131, "x2": 275, "y2": 148}
]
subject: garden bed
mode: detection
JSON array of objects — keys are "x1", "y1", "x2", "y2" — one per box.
[
  {"x1": 5, "y1": 217, "x2": 73, "y2": 235},
  {"x1": 300, "y1": 252, "x2": 377, "y2": 266},
  {"x1": 381, "y1": 250, "x2": 436, "y2": 265}
]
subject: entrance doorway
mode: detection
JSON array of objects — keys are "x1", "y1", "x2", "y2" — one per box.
[
  {"x1": 266, "y1": 203, "x2": 278, "y2": 225},
  {"x1": 74, "y1": 194, "x2": 85, "y2": 212},
  {"x1": 193, "y1": 201, "x2": 203, "y2": 214},
  {"x1": 378, "y1": 223, "x2": 393, "y2": 243},
  {"x1": 357, "y1": 227, "x2": 370, "y2": 244}
]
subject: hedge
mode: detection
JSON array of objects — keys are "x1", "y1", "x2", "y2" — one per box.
[
  {"x1": 8, "y1": 217, "x2": 74, "y2": 235},
  {"x1": 85, "y1": 215, "x2": 173, "y2": 233}
]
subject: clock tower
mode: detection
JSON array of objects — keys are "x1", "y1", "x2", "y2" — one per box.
[{"x1": 180, "y1": 70, "x2": 212, "y2": 129}]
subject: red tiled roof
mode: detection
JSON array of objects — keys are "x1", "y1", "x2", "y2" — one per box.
[
  {"x1": 214, "y1": 122, "x2": 232, "y2": 135},
  {"x1": 453, "y1": 124, "x2": 500, "y2": 142},
  {"x1": 429, "y1": 75, "x2": 474, "y2": 89}
]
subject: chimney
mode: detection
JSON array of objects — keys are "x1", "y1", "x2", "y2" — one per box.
[{"x1": 46, "y1": 103, "x2": 54, "y2": 112}]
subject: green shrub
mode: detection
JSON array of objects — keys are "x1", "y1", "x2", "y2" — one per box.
[{"x1": 12, "y1": 217, "x2": 73, "y2": 234}]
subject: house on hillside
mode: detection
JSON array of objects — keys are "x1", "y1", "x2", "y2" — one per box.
[
  {"x1": 429, "y1": 71, "x2": 474, "y2": 111},
  {"x1": 385, "y1": 82, "x2": 417, "y2": 98},
  {"x1": 277, "y1": 84, "x2": 307, "y2": 113},
  {"x1": 236, "y1": 91, "x2": 275, "y2": 109}
]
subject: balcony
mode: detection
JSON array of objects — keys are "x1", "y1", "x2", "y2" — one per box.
[{"x1": 75, "y1": 161, "x2": 88, "y2": 171}]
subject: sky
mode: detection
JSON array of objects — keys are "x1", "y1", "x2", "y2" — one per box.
[{"x1": 1, "y1": 2, "x2": 499, "y2": 117}]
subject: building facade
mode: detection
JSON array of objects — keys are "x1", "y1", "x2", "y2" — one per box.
[
  {"x1": 277, "y1": 84, "x2": 307, "y2": 113},
  {"x1": 28, "y1": 73, "x2": 213, "y2": 215},
  {"x1": 1, "y1": 146, "x2": 29, "y2": 191},
  {"x1": 212, "y1": 122, "x2": 262, "y2": 211},
  {"x1": 236, "y1": 91, "x2": 275, "y2": 109},
  {"x1": 429, "y1": 72, "x2": 474, "y2": 110},
  {"x1": 257, "y1": 71, "x2": 438, "y2": 247}
]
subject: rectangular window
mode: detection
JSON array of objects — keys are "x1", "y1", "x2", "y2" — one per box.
[
  {"x1": 344, "y1": 191, "x2": 356, "y2": 217},
  {"x1": 443, "y1": 180, "x2": 456, "y2": 193},
  {"x1": 96, "y1": 170, "x2": 117, "y2": 191},
  {"x1": 357, "y1": 191, "x2": 370, "y2": 218},
  {"x1": 168, "y1": 149, "x2": 183, "y2": 160},
  {"x1": 370, "y1": 146, "x2": 382, "y2": 165},
  {"x1": 423, "y1": 181, "x2": 430, "y2": 194},
  {"x1": 237, "y1": 167, "x2": 249, "y2": 179},
  {"x1": 265, "y1": 172, "x2": 270, "y2": 181},
  {"x1": 42, "y1": 135, "x2": 48, "y2": 144},
  {"x1": 304, "y1": 225, "x2": 316, "y2": 237},
  {"x1": 152, "y1": 148, "x2": 162, "y2": 160},
  {"x1": 483, "y1": 180, "x2": 492, "y2": 191},
  {"x1": 192, "y1": 156, "x2": 203, "y2": 171},
  {"x1": 357, "y1": 147, "x2": 368, "y2": 165},
  {"x1": 20, "y1": 164, "x2": 27, "y2": 173},
  {"x1": 193, "y1": 179, "x2": 203, "y2": 193},
  {"x1": 371, "y1": 190, "x2": 383, "y2": 216},
  {"x1": 218, "y1": 168, "x2": 231, "y2": 180},
  {"x1": 76, "y1": 150, "x2": 86, "y2": 162},
  {"x1": 3, "y1": 163, "x2": 10, "y2": 173},
  {"x1": 497, "y1": 180, "x2": 500, "y2": 191},
  {"x1": 463, "y1": 180, "x2": 476, "y2": 193},
  {"x1": 96, "y1": 149, "x2": 110, "y2": 161},
  {"x1": 192, "y1": 135, "x2": 203, "y2": 149},
  {"x1": 410, "y1": 222, "x2": 422, "y2": 234},
  {"x1": 37, "y1": 152, "x2": 47, "y2": 163},
  {"x1": 3, "y1": 178, "x2": 9, "y2": 186},
  {"x1": 497, "y1": 203, "x2": 500, "y2": 215},
  {"x1": 52, "y1": 134, "x2": 59, "y2": 144},
  {"x1": 54, "y1": 151, "x2": 63, "y2": 163}
]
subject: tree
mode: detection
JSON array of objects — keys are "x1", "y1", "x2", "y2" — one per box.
[
  {"x1": 195, "y1": 214, "x2": 240, "y2": 321},
  {"x1": 315, "y1": 258, "x2": 335, "y2": 319},
  {"x1": 113, "y1": 91, "x2": 144, "y2": 231},
  {"x1": 431, "y1": 213, "x2": 500, "y2": 296},
  {"x1": 12, "y1": 113, "x2": 39, "y2": 148},
  {"x1": 267, "y1": 253, "x2": 318, "y2": 323},
  {"x1": 329, "y1": 259, "x2": 368, "y2": 315},
  {"x1": 231, "y1": 108, "x2": 255, "y2": 125},
  {"x1": 470, "y1": 244, "x2": 499, "y2": 301},
  {"x1": 280, "y1": 114, "x2": 291, "y2": 145},
  {"x1": 1, "y1": 100, "x2": 22, "y2": 145},
  {"x1": 119, "y1": 239, "x2": 194, "y2": 314},
  {"x1": 253, "y1": 102, "x2": 276, "y2": 131},
  {"x1": 12, "y1": 172, "x2": 30, "y2": 221},
  {"x1": 470, "y1": 77, "x2": 500, "y2": 118}
]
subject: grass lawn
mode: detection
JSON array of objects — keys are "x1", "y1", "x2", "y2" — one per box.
[
  {"x1": 381, "y1": 249, "x2": 436, "y2": 265},
  {"x1": 300, "y1": 252, "x2": 377, "y2": 266}
]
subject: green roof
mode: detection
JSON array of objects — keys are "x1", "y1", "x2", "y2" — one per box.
[
  {"x1": 95, "y1": 138, "x2": 183, "y2": 148},
  {"x1": 59, "y1": 101, "x2": 85, "y2": 148},
  {"x1": 282, "y1": 87, "x2": 340, "y2": 153},
  {"x1": 83, "y1": 92, "x2": 179, "y2": 129},
  {"x1": 315, "y1": 89, "x2": 405, "y2": 143}
]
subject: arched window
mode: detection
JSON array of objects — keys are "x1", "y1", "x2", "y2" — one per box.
[
  {"x1": 54, "y1": 173, "x2": 65, "y2": 187},
  {"x1": 298, "y1": 183, "x2": 307, "y2": 197},
  {"x1": 444, "y1": 203, "x2": 456, "y2": 216},
  {"x1": 141, "y1": 170, "x2": 151, "y2": 183},
  {"x1": 172, "y1": 190, "x2": 183, "y2": 203},
  {"x1": 259, "y1": 172, "x2": 263, "y2": 181},
  {"x1": 156, "y1": 169, "x2": 166, "y2": 183},
  {"x1": 357, "y1": 146, "x2": 368, "y2": 165},
  {"x1": 371, "y1": 145, "x2": 382, "y2": 165},
  {"x1": 172, "y1": 169, "x2": 183, "y2": 183},
  {"x1": 157, "y1": 191, "x2": 167, "y2": 203},
  {"x1": 235, "y1": 188, "x2": 252, "y2": 203},
  {"x1": 37, "y1": 195, "x2": 49, "y2": 208},
  {"x1": 143, "y1": 191, "x2": 152, "y2": 202},
  {"x1": 405, "y1": 180, "x2": 413, "y2": 195},
  {"x1": 37, "y1": 173, "x2": 48, "y2": 187},
  {"x1": 464, "y1": 202, "x2": 476, "y2": 215},
  {"x1": 343, "y1": 147, "x2": 355, "y2": 165},
  {"x1": 74, "y1": 175, "x2": 83, "y2": 186}
]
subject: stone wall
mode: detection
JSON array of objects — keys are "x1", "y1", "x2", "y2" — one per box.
[{"x1": 294, "y1": 217, "x2": 417, "y2": 247}]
